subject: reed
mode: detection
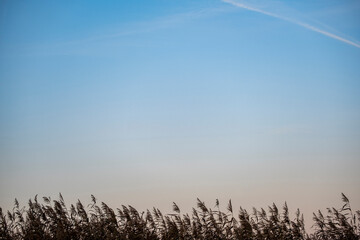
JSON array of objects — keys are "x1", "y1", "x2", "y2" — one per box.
[{"x1": 0, "y1": 193, "x2": 358, "y2": 239}]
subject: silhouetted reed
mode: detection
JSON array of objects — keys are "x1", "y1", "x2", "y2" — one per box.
[{"x1": 0, "y1": 193, "x2": 358, "y2": 239}]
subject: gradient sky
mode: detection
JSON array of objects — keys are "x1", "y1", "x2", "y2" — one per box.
[{"x1": 1, "y1": 0, "x2": 360, "y2": 228}]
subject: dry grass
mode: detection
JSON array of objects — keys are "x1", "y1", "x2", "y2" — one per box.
[{"x1": 0, "y1": 193, "x2": 359, "y2": 239}]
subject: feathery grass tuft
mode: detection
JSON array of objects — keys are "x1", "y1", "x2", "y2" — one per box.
[{"x1": 0, "y1": 193, "x2": 358, "y2": 239}]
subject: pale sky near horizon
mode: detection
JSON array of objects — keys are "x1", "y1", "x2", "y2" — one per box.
[{"x1": 0, "y1": 0, "x2": 360, "y2": 228}]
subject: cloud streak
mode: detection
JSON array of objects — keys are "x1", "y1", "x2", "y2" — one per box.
[{"x1": 222, "y1": 0, "x2": 360, "y2": 49}]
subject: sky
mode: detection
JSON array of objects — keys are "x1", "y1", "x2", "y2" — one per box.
[{"x1": 1, "y1": 0, "x2": 360, "y2": 229}]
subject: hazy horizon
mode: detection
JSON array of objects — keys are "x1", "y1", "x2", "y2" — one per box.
[{"x1": 1, "y1": 0, "x2": 359, "y2": 229}]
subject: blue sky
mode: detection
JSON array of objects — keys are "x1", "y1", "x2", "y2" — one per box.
[{"x1": 1, "y1": 0, "x2": 360, "y2": 225}]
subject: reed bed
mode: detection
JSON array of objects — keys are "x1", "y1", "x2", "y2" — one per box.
[{"x1": 0, "y1": 193, "x2": 358, "y2": 240}]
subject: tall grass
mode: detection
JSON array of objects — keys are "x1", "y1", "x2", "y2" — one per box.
[{"x1": 0, "y1": 193, "x2": 358, "y2": 239}]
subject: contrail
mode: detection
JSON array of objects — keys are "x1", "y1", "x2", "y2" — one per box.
[{"x1": 222, "y1": 0, "x2": 360, "y2": 49}]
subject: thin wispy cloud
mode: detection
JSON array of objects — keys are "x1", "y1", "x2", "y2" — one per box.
[{"x1": 222, "y1": 0, "x2": 360, "y2": 49}]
